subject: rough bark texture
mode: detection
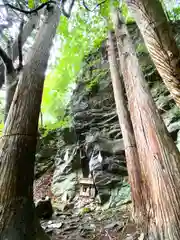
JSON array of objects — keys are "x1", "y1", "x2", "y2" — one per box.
[
  {"x1": 0, "y1": 13, "x2": 39, "y2": 88},
  {"x1": 112, "y1": 8, "x2": 180, "y2": 240},
  {"x1": 126, "y1": 0, "x2": 180, "y2": 108},
  {"x1": 4, "y1": 70, "x2": 18, "y2": 121},
  {"x1": 0, "y1": 6, "x2": 60, "y2": 240},
  {"x1": 107, "y1": 30, "x2": 144, "y2": 219}
]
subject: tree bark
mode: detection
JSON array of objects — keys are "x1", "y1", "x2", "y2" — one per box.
[
  {"x1": 0, "y1": 6, "x2": 60, "y2": 240},
  {"x1": 107, "y1": 30, "x2": 144, "y2": 219},
  {"x1": 4, "y1": 70, "x2": 17, "y2": 121},
  {"x1": 126, "y1": 0, "x2": 180, "y2": 108},
  {"x1": 111, "y1": 7, "x2": 180, "y2": 239}
]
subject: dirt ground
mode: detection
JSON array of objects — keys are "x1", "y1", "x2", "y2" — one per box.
[{"x1": 41, "y1": 203, "x2": 140, "y2": 240}]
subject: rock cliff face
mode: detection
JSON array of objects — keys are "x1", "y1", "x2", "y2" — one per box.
[
  {"x1": 51, "y1": 45, "x2": 130, "y2": 208},
  {"x1": 35, "y1": 23, "x2": 180, "y2": 209}
]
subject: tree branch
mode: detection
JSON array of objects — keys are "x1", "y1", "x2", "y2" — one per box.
[
  {"x1": 4, "y1": 1, "x2": 56, "y2": 15},
  {"x1": 62, "y1": 0, "x2": 75, "y2": 18},
  {"x1": 0, "y1": 47, "x2": 14, "y2": 74},
  {"x1": 17, "y1": 20, "x2": 24, "y2": 71},
  {"x1": 7, "y1": 38, "x2": 13, "y2": 58},
  {"x1": 82, "y1": 0, "x2": 107, "y2": 12}
]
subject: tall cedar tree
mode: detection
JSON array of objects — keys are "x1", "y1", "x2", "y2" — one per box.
[
  {"x1": 126, "y1": 0, "x2": 180, "y2": 108},
  {"x1": 0, "y1": 5, "x2": 60, "y2": 239},
  {"x1": 111, "y1": 7, "x2": 180, "y2": 239},
  {"x1": 107, "y1": 30, "x2": 144, "y2": 219}
]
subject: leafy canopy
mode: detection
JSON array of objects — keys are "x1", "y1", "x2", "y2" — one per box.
[{"x1": 41, "y1": 1, "x2": 109, "y2": 128}]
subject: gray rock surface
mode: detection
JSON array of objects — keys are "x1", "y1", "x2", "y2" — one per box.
[{"x1": 51, "y1": 144, "x2": 81, "y2": 204}]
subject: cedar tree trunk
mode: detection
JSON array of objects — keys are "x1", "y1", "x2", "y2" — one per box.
[
  {"x1": 111, "y1": 7, "x2": 180, "y2": 240},
  {"x1": 0, "y1": 6, "x2": 60, "y2": 240},
  {"x1": 107, "y1": 30, "x2": 144, "y2": 219},
  {"x1": 126, "y1": 0, "x2": 180, "y2": 108}
]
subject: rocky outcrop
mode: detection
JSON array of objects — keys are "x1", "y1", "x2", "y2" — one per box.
[
  {"x1": 50, "y1": 44, "x2": 130, "y2": 207},
  {"x1": 35, "y1": 130, "x2": 58, "y2": 179},
  {"x1": 52, "y1": 144, "x2": 81, "y2": 204}
]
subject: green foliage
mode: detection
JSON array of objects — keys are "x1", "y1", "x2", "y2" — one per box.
[
  {"x1": 168, "y1": 7, "x2": 180, "y2": 21},
  {"x1": 99, "y1": 0, "x2": 110, "y2": 18},
  {"x1": 161, "y1": 0, "x2": 180, "y2": 21},
  {"x1": 28, "y1": 0, "x2": 34, "y2": 8},
  {"x1": 79, "y1": 207, "x2": 92, "y2": 216},
  {"x1": 41, "y1": 5, "x2": 108, "y2": 129},
  {"x1": 121, "y1": 2, "x2": 134, "y2": 23},
  {"x1": 28, "y1": 0, "x2": 47, "y2": 8},
  {"x1": 86, "y1": 78, "x2": 99, "y2": 91},
  {"x1": 86, "y1": 69, "x2": 109, "y2": 91},
  {"x1": 0, "y1": 122, "x2": 4, "y2": 136},
  {"x1": 136, "y1": 43, "x2": 148, "y2": 55},
  {"x1": 42, "y1": 115, "x2": 72, "y2": 137}
]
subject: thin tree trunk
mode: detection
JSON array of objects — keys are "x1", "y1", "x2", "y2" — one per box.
[
  {"x1": 12, "y1": 14, "x2": 40, "y2": 63},
  {"x1": 0, "y1": 13, "x2": 40, "y2": 88},
  {"x1": 107, "y1": 30, "x2": 144, "y2": 219},
  {"x1": 111, "y1": 7, "x2": 180, "y2": 239},
  {"x1": 126, "y1": 0, "x2": 180, "y2": 108},
  {"x1": 2, "y1": 14, "x2": 40, "y2": 121},
  {"x1": 0, "y1": 6, "x2": 60, "y2": 240},
  {"x1": 40, "y1": 111, "x2": 43, "y2": 127}
]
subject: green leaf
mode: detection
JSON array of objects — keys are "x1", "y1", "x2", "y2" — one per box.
[
  {"x1": 99, "y1": 0, "x2": 110, "y2": 18},
  {"x1": 121, "y1": 2, "x2": 134, "y2": 23},
  {"x1": 28, "y1": 0, "x2": 34, "y2": 9},
  {"x1": 28, "y1": 0, "x2": 48, "y2": 9}
]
